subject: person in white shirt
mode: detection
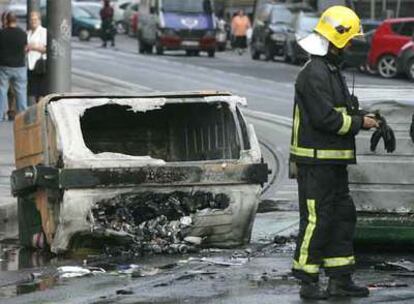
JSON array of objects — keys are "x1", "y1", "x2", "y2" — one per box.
[{"x1": 27, "y1": 11, "x2": 47, "y2": 104}]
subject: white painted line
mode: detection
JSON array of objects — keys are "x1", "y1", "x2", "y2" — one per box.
[{"x1": 72, "y1": 68, "x2": 155, "y2": 92}]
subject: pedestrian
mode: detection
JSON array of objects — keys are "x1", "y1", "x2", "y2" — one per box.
[
  {"x1": 27, "y1": 11, "x2": 47, "y2": 104},
  {"x1": 289, "y1": 6, "x2": 379, "y2": 300},
  {"x1": 0, "y1": 12, "x2": 27, "y2": 121},
  {"x1": 231, "y1": 10, "x2": 251, "y2": 55},
  {"x1": 100, "y1": 0, "x2": 115, "y2": 48},
  {"x1": 0, "y1": 11, "x2": 15, "y2": 121}
]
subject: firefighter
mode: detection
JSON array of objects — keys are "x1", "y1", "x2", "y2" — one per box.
[{"x1": 289, "y1": 6, "x2": 379, "y2": 299}]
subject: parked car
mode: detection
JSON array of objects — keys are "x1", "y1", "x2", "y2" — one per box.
[
  {"x1": 368, "y1": 18, "x2": 414, "y2": 78},
  {"x1": 12, "y1": 92, "x2": 268, "y2": 253},
  {"x1": 343, "y1": 29, "x2": 376, "y2": 71},
  {"x1": 138, "y1": 0, "x2": 216, "y2": 57},
  {"x1": 114, "y1": 0, "x2": 132, "y2": 33},
  {"x1": 75, "y1": 2, "x2": 101, "y2": 19},
  {"x1": 396, "y1": 40, "x2": 414, "y2": 81},
  {"x1": 123, "y1": 1, "x2": 139, "y2": 35},
  {"x1": 7, "y1": 0, "x2": 27, "y2": 18},
  {"x1": 250, "y1": 3, "x2": 294, "y2": 61},
  {"x1": 285, "y1": 11, "x2": 318, "y2": 64},
  {"x1": 41, "y1": 3, "x2": 101, "y2": 41}
]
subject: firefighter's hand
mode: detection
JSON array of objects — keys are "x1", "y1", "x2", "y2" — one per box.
[{"x1": 363, "y1": 116, "x2": 379, "y2": 129}]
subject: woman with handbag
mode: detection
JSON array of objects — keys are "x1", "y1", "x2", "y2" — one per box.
[{"x1": 27, "y1": 11, "x2": 47, "y2": 104}]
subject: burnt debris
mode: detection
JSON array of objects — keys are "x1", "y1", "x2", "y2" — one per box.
[{"x1": 88, "y1": 191, "x2": 230, "y2": 256}]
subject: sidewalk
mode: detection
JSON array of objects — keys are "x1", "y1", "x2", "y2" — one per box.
[
  {"x1": 0, "y1": 121, "x2": 17, "y2": 239},
  {"x1": 0, "y1": 78, "x2": 95, "y2": 240}
]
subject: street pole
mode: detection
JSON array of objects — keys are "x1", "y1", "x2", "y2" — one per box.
[
  {"x1": 370, "y1": 0, "x2": 376, "y2": 19},
  {"x1": 46, "y1": 0, "x2": 72, "y2": 94},
  {"x1": 27, "y1": 0, "x2": 40, "y2": 30}
]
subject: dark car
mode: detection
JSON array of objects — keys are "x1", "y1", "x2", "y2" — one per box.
[
  {"x1": 343, "y1": 29, "x2": 376, "y2": 71},
  {"x1": 285, "y1": 11, "x2": 318, "y2": 64},
  {"x1": 250, "y1": 3, "x2": 295, "y2": 61},
  {"x1": 41, "y1": 3, "x2": 102, "y2": 41},
  {"x1": 397, "y1": 40, "x2": 414, "y2": 81},
  {"x1": 342, "y1": 20, "x2": 381, "y2": 71}
]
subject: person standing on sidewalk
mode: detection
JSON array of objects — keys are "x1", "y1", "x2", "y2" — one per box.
[
  {"x1": 27, "y1": 11, "x2": 47, "y2": 104},
  {"x1": 231, "y1": 10, "x2": 251, "y2": 55},
  {"x1": 0, "y1": 12, "x2": 27, "y2": 121},
  {"x1": 100, "y1": 0, "x2": 115, "y2": 48},
  {"x1": 289, "y1": 6, "x2": 379, "y2": 300}
]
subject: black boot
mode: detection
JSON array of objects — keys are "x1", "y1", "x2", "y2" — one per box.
[
  {"x1": 328, "y1": 275, "x2": 369, "y2": 297},
  {"x1": 300, "y1": 282, "x2": 328, "y2": 300}
]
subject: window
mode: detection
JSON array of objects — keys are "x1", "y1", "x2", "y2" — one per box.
[
  {"x1": 392, "y1": 22, "x2": 414, "y2": 37},
  {"x1": 399, "y1": 22, "x2": 414, "y2": 37}
]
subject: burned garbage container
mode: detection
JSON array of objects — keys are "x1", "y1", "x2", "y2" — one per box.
[{"x1": 11, "y1": 92, "x2": 268, "y2": 254}]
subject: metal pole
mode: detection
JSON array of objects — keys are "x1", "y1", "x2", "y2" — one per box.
[
  {"x1": 46, "y1": 0, "x2": 72, "y2": 94},
  {"x1": 27, "y1": 0, "x2": 40, "y2": 30},
  {"x1": 371, "y1": 0, "x2": 376, "y2": 19},
  {"x1": 396, "y1": 0, "x2": 401, "y2": 17}
]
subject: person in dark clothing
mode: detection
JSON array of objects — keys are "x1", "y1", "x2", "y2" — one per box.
[
  {"x1": 289, "y1": 6, "x2": 379, "y2": 300},
  {"x1": 100, "y1": 0, "x2": 115, "y2": 47},
  {"x1": 0, "y1": 12, "x2": 27, "y2": 121}
]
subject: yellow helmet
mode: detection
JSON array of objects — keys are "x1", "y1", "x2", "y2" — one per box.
[{"x1": 314, "y1": 6, "x2": 362, "y2": 49}]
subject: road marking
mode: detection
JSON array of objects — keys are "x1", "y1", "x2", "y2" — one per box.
[{"x1": 72, "y1": 68, "x2": 154, "y2": 92}]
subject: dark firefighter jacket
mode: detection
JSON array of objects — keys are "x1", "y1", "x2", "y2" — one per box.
[{"x1": 289, "y1": 56, "x2": 363, "y2": 165}]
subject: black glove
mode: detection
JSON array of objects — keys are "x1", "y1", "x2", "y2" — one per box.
[
  {"x1": 410, "y1": 114, "x2": 414, "y2": 143},
  {"x1": 370, "y1": 112, "x2": 396, "y2": 153}
]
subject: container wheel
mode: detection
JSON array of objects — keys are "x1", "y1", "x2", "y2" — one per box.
[
  {"x1": 377, "y1": 54, "x2": 397, "y2": 78},
  {"x1": 208, "y1": 50, "x2": 215, "y2": 58}
]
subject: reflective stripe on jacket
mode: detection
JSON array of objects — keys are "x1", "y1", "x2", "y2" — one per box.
[{"x1": 289, "y1": 56, "x2": 363, "y2": 165}]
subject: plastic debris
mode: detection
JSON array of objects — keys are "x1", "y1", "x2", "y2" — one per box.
[
  {"x1": 368, "y1": 282, "x2": 409, "y2": 289},
  {"x1": 189, "y1": 256, "x2": 249, "y2": 267},
  {"x1": 374, "y1": 260, "x2": 414, "y2": 272},
  {"x1": 89, "y1": 191, "x2": 230, "y2": 256},
  {"x1": 184, "y1": 236, "x2": 203, "y2": 245},
  {"x1": 57, "y1": 266, "x2": 105, "y2": 279}
]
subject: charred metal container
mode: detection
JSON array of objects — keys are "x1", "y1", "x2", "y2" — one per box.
[
  {"x1": 350, "y1": 101, "x2": 414, "y2": 245},
  {"x1": 11, "y1": 92, "x2": 268, "y2": 254}
]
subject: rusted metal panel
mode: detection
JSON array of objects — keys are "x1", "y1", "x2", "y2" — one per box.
[
  {"x1": 35, "y1": 190, "x2": 56, "y2": 246},
  {"x1": 14, "y1": 101, "x2": 49, "y2": 169}
]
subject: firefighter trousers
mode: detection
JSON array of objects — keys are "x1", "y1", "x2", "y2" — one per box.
[{"x1": 292, "y1": 164, "x2": 357, "y2": 283}]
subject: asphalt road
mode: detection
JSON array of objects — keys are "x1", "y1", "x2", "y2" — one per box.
[{"x1": 1, "y1": 35, "x2": 414, "y2": 303}]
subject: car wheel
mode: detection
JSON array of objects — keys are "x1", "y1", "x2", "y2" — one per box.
[
  {"x1": 264, "y1": 44, "x2": 273, "y2": 61},
  {"x1": 290, "y1": 49, "x2": 298, "y2": 65},
  {"x1": 116, "y1": 22, "x2": 126, "y2": 34},
  {"x1": 250, "y1": 42, "x2": 260, "y2": 60},
  {"x1": 208, "y1": 50, "x2": 215, "y2": 58},
  {"x1": 377, "y1": 55, "x2": 397, "y2": 78},
  {"x1": 407, "y1": 59, "x2": 414, "y2": 81},
  {"x1": 146, "y1": 44, "x2": 153, "y2": 54},
  {"x1": 78, "y1": 29, "x2": 90, "y2": 41},
  {"x1": 138, "y1": 39, "x2": 145, "y2": 54},
  {"x1": 282, "y1": 45, "x2": 290, "y2": 63},
  {"x1": 156, "y1": 45, "x2": 163, "y2": 55}
]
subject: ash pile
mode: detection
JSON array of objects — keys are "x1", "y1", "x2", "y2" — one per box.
[{"x1": 88, "y1": 191, "x2": 230, "y2": 256}]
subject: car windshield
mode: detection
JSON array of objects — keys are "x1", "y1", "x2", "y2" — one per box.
[
  {"x1": 162, "y1": 0, "x2": 213, "y2": 14},
  {"x1": 297, "y1": 16, "x2": 318, "y2": 31},
  {"x1": 73, "y1": 6, "x2": 94, "y2": 19},
  {"x1": 79, "y1": 5, "x2": 101, "y2": 19},
  {"x1": 270, "y1": 7, "x2": 293, "y2": 24}
]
